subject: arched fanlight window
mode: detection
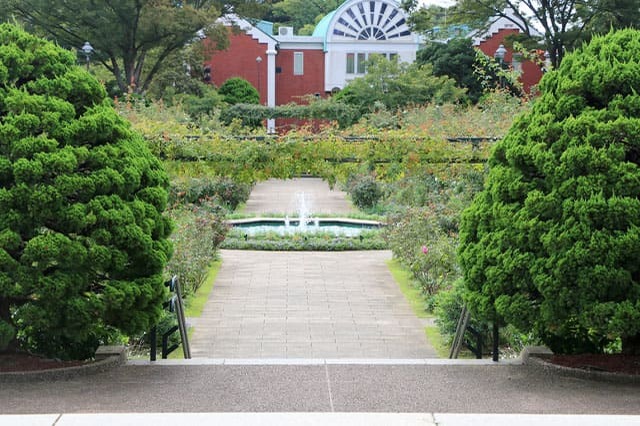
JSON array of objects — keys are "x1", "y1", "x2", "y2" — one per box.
[{"x1": 332, "y1": 1, "x2": 411, "y2": 41}]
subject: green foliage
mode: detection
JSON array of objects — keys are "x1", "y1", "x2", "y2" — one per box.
[
  {"x1": 0, "y1": 25, "x2": 172, "y2": 360},
  {"x1": 165, "y1": 200, "x2": 227, "y2": 297},
  {"x1": 270, "y1": 0, "x2": 340, "y2": 34},
  {"x1": 346, "y1": 174, "x2": 382, "y2": 209},
  {"x1": 170, "y1": 176, "x2": 252, "y2": 211},
  {"x1": 2, "y1": 0, "x2": 226, "y2": 94},
  {"x1": 176, "y1": 89, "x2": 225, "y2": 121},
  {"x1": 472, "y1": 50, "x2": 523, "y2": 98},
  {"x1": 385, "y1": 206, "x2": 459, "y2": 307},
  {"x1": 222, "y1": 228, "x2": 386, "y2": 251},
  {"x1": 578, "y1": 0, "x2": 640, "y2": 44},
  {"x1": 448, "y1": 0, "x2": 639, "y2": 68},
  {"x1": 0, "y1": 320, "x2": 15, "y2": 351},
  {"x1": 403, "y1": 2, "x2": 472, "y2": 39},
  {"x1": 333, "y1": 56, "x2": 466, "y2": 115},
  {"x1": 220, "y1": 99, "x2": 360, "y2": 128},
  {"x1": 417, "y1": 39, "x2": 485, "y2": 103},
  {"x1": 146, "y1": 44, "x2": 222, "y2": 102},
  {"x1": 459, "y1": 29, "x2": 640, "y2": 355},
  {"x1": 383, "y1": 170, "x2": 483, "y2": 306},
  {"x1": 219, "y1": 77, "x2": 260, "y2": 105}
]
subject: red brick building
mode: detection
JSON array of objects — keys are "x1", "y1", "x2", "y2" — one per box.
[
  {"x1": 471, "y1": 8, "x2": 545, "y2": 94},
  {"x1": 205, "y1": 0, "x2": 419, "y2": 132},
  {"x1": 204, "y1": 3, "x2": 546, "y2": 131}
]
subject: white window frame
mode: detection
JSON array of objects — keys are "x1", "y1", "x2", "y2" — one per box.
[
  {"x1": 293, "y1": 52, "x2": 304, "y2": 75},
  {"x1": 346, "y1": 52, "x2": 398, "y2": 75}
]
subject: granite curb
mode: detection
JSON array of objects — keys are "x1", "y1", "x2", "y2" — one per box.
[
  {"x1": 520, "y1": 345, "x2": 640, "y2": 385},
  {"x1": 0, "y1": 346, "x2": 126, "y2": 383}
]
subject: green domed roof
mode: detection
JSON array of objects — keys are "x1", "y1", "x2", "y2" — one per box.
[{"x1": 312, "y1": 10, "x2": 336, "y2": 38}]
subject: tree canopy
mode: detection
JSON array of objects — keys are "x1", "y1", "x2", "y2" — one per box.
[
  {"x1": 1, "y1": 0, "x2": 229, "y2": 94},
  {"x1": 417, "y1": 38, "x2": 484, "y2": 103},
  {"x1": 458, "y1": 29, "x2": 640, "y2": 355},
  {"x1": 270, "y1": 0, "x2": 340, "y2": 35},
  {"x1": 0, "y1": 24, "x2": 173, "y2": 360},
  {"x1": 405, "y1": 0, "x2": 640, "y2": 68},
  {"x1": 333, "y1": 56, "x2": 466, "y2": 115}
]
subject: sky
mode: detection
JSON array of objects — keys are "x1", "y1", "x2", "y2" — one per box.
[{"x1": 418, "y1": 0, "x2": 456, "y2": 7}]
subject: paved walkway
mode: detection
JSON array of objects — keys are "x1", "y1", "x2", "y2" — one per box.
[
  {"x1": 243, "y1": 178, "x2": 355, "y2": 216},
  {"x1": 191, "y1": 177, "x2": 435, "y2": 358},
  {"x1": 3, "y1": 177, "x2": 640, "y2": 424},
  {"x1": 2, "y1": 361, "x2": 639, "y2": 415},
  {"x1": 190, "y1": 250, "x2": 436, "y2": 358}
]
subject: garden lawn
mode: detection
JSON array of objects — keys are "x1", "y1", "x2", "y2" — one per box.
[
  {"x1": 168, "y1": 259, "x2": 222, "y2": 359},
  {"x1": 387, "y1": 259, "x2": 450, "y2": 358}
]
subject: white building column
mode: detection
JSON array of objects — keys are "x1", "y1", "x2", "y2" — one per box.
[{"x1": 266, "y1": 48, "x2": 277, "y2": 133}]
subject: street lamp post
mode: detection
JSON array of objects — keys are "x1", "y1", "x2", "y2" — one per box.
[
  {"x1": 544, "y1": 50, "x2": 552, "y2": 72},
  {"x1": 494, "y1": 44, "x2": 507, "y2": 88},
  {"x1": 81, "y1": 41, "x2": 94, "y2": 71},
  {"x1": 256, "y1": 56, "x2": 263, "y2": 103}
]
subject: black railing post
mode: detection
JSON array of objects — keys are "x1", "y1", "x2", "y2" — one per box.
[
  {"x1": 492, "y1": 322, "x2": 499, "y2": 362},
  {"x1": 149, "y1": 326, "x2": 157, "y2": 362}
]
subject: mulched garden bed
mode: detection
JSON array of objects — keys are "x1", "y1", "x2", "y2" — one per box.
[
  {"x1": 0, "y1": 353, "x2": 90, "y2": 373},
  {"x1": 548, "y1": 354, "x2": 640, "y2": 375}
]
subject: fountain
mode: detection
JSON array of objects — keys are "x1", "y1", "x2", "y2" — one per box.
[
  {"x1": 292, "y1": 192, "x2": 317, "y2": 231},
  {"x1": 231, "y1": 218, "x2": 381, "y2": 237},
  {"x1": 229, "y1": 191, "x2": 383, "y2": 236}
]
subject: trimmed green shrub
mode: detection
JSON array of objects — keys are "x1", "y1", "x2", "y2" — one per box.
[
  {"x1": 218, "y1": 77, "x2": 259, "y2": 105},
  {"x1": 222, "y1": 229, "x2": 386, "y2": 251},
  {"x1": 347, "y1": 175, "x2": 382, "y2": 209},
  {"x1": 170, "y1": 177, "x2": 252, "y2": 211},
  {"x1": 0, "y1": 24, "x2": 172, "y2": 360},
  {"x1": 459, "y1": 29, "x2": 640, "y2": 355}
]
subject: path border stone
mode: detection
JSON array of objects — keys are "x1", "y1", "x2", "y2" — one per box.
[
  {"x1": 0, "y1": 346, "x2": 126, "y2": 383},
  {"x1": 521, "y1": 346, "x2": 640, "y2": 385}
]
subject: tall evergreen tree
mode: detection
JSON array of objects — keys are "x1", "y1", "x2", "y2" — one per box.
[
  {"x1": 0, "y1": 24, "x2": 173, "y2": 359},
  {"x1": 459, "y1": 29, "x2": 640, "y2": 355}
]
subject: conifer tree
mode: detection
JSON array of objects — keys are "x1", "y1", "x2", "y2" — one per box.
[{"x1": 0, "y1": 24, "x2": 172, "y2": 359}]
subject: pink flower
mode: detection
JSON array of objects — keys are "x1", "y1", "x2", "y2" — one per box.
[{"x1": 422, "y1": 245, "x2": 429, "y2": 254}]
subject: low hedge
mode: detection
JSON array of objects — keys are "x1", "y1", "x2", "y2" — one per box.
[{"x1": 222, "y1": 229, "x2": 386, "y2": 251}]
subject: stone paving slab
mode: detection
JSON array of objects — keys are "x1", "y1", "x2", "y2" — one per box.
[
  {"x1": 190, "y1": 250, "x2": 437, "y2": 359},
  {"x1": 243, "y1": 178, "x2": 355, "y2": 215}
]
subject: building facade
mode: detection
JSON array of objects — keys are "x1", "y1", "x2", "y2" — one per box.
[
  {"x1": 470, "y1": 8, "x2": 545, "y2": 94},
  {"x1": 204, "y1": 1, "x2": 545, "y2": 131}
]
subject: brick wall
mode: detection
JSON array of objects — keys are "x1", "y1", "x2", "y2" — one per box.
[
  {"x1": 204, "y1": 31, "x2": 269, "y2": 103},
  {"x1": 476, "y1": 28, "x2": 544, "y2": 94}
]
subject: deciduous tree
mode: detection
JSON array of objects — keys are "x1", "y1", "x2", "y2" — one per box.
[
  {"x1": 407, "y1": 0, "x2": 638, "y2": 68},
  {"x1": 417, "y1": 38, "x2": 484, "y2": 103},
  {"x1": 334, "y1": 56, "x2": 465, "y2": 115},
  {"x1": 2, "y1": 0, "x2": 226, "y2": 94},
  {"x1": 270, "y1": 0, "x2": 340, "y2": 35}
]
